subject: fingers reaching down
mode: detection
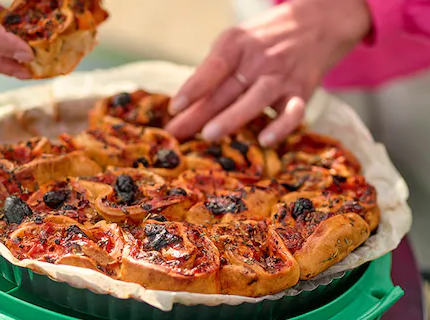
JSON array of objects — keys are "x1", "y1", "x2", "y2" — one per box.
[{"x1": 258, "y1": 96, "x2": 305, "y2": 147}]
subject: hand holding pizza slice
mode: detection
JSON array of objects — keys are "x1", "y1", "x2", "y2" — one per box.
[{"x1": 0, "y1": 0, "x2": 108, "y2": 79}]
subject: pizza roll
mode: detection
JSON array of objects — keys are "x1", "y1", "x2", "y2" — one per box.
[
  {"x1": 292, "y1": 213, "x2": 370, "y2": 280},
  {"x1": 180, "y1": 136, "x2": 265, "y2": 183},
  {"x1": 120, "y1": 220, "x2": 220, "y2": 294},
  {"x1": 271, "y1": 194, "x2": 371, "y2": 280},
  {"x1": 89, "y1": 90, "x2": 171, "y2": 129},
  {"x1": 69, "y1": 122, "x2": 186, "y2": 177},
  {"x1": 276, "y1": 191, "x2": 380, "y2": 232},
  {"x1": 210, "y1": 220, "x2": 300, "y2": 296},
  {"x1": 279, "y1": 165, "x2": 377, "y2": 204},
  {"x1": 185, "y1": 180, "x2": 283, "y2": 225},
  {"x1": 26, "y1": 178, "x2": 101, "y2": 225},
  {"x1": 6, "y1": 215, "x2": 124, "y2": 278},
  {"x1": 0, "y1": 137, "x2": 101, "y2": 192},
  {"x1": 171, "y1": 169, "x2": 242, "y2": 200},
  {"x1": 80, "y1": 171, "x2": 197, "y2": 222},
  {"x1": 277, "y1": 131, "x2": 361, "y2": 176},
  {"x1": 0, "y1": 0, "x2": 108, "y2": 79}
]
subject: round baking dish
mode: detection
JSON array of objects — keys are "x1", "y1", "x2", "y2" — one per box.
[{"x1": 0, "y1": 253, "x2": 402, "y2": 320}]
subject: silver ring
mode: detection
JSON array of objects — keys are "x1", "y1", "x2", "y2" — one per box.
[{"x1": 234, "y1": 72, "x2": 248, "y2": 86}]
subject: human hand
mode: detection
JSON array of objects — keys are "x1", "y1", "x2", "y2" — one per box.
[
  {"x1": 0, "y1": 6, "x2": 33, "y2": 79},
  {"x1": 166, "y1": 0, "x2": 371, "y2": 146}
]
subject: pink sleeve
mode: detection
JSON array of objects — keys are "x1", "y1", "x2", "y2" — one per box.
[
  {"x1": 366, "y1": 0, "x2": 430, "y2": 44},
  {"x1": 324, "y1": 0, "x2": 430, "y2": 89}
]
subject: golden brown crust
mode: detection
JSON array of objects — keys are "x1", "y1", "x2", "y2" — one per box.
[
  {"x1": 210, "y1": 221, "x2": 299, "y2": 296},
  {"x1": 14, "y1": 151, "x2": 102, "y2": 191},
  {"x1": 292, "y1": 213, "x2": 370, "y2": 280},
  {"x1": 0, "y1": 0, "x2": 108, "y2": 79}
]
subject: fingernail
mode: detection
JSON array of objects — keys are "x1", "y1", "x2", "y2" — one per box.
[
  {"x1": 12, "y1": 69, "x2": 31, "y2": 79},
  {"x1": 202, "y1": 123, "x2": 221, "y2": 141},
  {"x1": 13, "y1": 51, "x2": 33, "y2": 62},
  {"x1": 169, "y1": 95, "x2": 188, "y2": 115},
  {"x1": 259, "y1": 132, "x2": 276, "y2": 147}
]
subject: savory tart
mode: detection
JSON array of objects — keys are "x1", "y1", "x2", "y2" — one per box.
[{"x1": 0, "y1": 89, "x2": 380, "y2": 298}]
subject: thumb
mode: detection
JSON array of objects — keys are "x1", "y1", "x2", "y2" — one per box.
[{"x1": 0, "y1": 18, "x2": 34, "y2": 62}]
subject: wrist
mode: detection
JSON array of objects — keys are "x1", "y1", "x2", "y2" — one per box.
[{"x1": 296, "y1": 0, "x2": 372, "y2": 46}]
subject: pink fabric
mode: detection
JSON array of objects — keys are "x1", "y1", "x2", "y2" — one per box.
[{"x1": 273, "y1": 0, "x2": 430, "y2": 89}]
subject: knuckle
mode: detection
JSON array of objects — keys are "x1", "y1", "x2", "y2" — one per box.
[
  {"x1": 257, "y1": 76, "x2": 281, "y2": 95},
  {"x1": 219, "y1": 27, "x2": 244, "y2": 43}
]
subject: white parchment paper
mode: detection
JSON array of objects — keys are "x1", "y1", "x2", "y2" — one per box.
[{"x1": 0, "y1": 61, "x2": 412, "y2": 311}]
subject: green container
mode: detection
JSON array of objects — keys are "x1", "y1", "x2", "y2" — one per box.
[{"x1": 0, "y1": 253, "x2": 402, "y2": 320}]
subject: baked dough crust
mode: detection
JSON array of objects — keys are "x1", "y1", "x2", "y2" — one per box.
[
  {"x1": 0, "y1": 0, "x2": 108, "y2": 79},
  {"x1": 120, "y1": 220, "x2": 220, "y2": 294}
]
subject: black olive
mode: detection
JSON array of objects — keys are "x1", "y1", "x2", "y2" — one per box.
[
  {"x1": 34, "y1": 216, "x2": 44, "y2": 225},
  {"x1": 114, "y1": 175, "x2": 136, "y2": 204},
  {"x1": 43, "y1": 189, "x2": 67, "y2": 209},
  {"x1": 332, "y1": 175, "x2": 347, "y2": 186},
  {"x1": 168, "y1": 188, "x2": 187, "y2": 196},
  {"x1": 3, "y1": 14, "x2": 21, "y2": 26},
  {"x1": 281, "y1": 183, "x2": 300, "y2": 192},
  {"x1": 230, "y1": 141, "x2": 249, "y2": 156},
  {"x1": 66, "y1": 225, "x2": 89, "y2": 238},
  {"x1": 205, "y1": 145, "x2": 222, "y2": 158},
  {"x1": 112, "y1": 123, "x2": 124, "y2": 130},
  {"x1": 149, "y1": 214, "x2": 168, "y2": 222},
  {"x1": 154, "y1": 149, "x2": 180, "y2": 169},
  {"x1": 62, "y1": 204, "x2": 77, "y2": 211},
  {"x1": 133, "y1": 157, "x2": 149, "y2": 168},
  {"x1": 204, "y1": 195, "x2": 247, "y2": 215},
  {"x1": 292, "y1": 198, "x2": 314, "y2": 219},
  {"x1": 218, "y1": 157, "x2": 236, "y2": 171},
  {"x1": 3, "y1": 196, "x2": 33, "y2": 224},
  {"x1": 141, "y1": 203, "x2": 152, "y2": 211},
  {"x1": 144, "y1": 224, "x2": 181, "y2": 251},
  {"x1": 111, "y1": 92, "x2": 131, "y2": 107}
]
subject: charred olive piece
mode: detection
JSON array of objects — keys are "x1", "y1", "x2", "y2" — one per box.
[
  {"x1": 230, "y1": 141, "x2": 249, "y2": 156},
  {"x1": 3, "y1": 14, "x2": 21, "y2": 26},
  {"x1": 114, "y1": 175, "x2": 136, "y2": 204},
  {"x1": 281, "y1": 182, "x2": 301, "y2": 192},
  {"x1": 111, "y1": 92, "x2": 131, "y2": 107},
  {"x1": 217, "y1": 157, "x2": 236, "y2": 171},
  {"x1": 43, "y1": 189, "x2": 67, "y2": 209},
  {"x1": 292, "y1": 198, "x2": 314, "y2": 219},
  {"x1": 167, "y1": 188, "x2": 187, "y2": 196},
  {"x1": 205, "y1": 144, "x2": 222, "y2": 158},
  {"x1": 148, "y1": 213, "x2": 168, "y2": 222},
  {"x1": 154, "y1": 149, "x2": 180, "y2": 169},
  {"x1": 205, "y1": 195, "x2": 247, "y2": 215},
  {"x1": 144, "y1": 224, "x2": 181, "y2": 251},
  {"x1": 3, "y1": 196, "x2": 33, "y2": 224},
  {"x1": 66, "y1": 225, "x2": 89, "y2": 238},
  {"x1": 133, "y1": 157, "x2": 149, "y2": 168},
  {"x1": 332, "y1": 175, "x2": 347, "y2": 186}
]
